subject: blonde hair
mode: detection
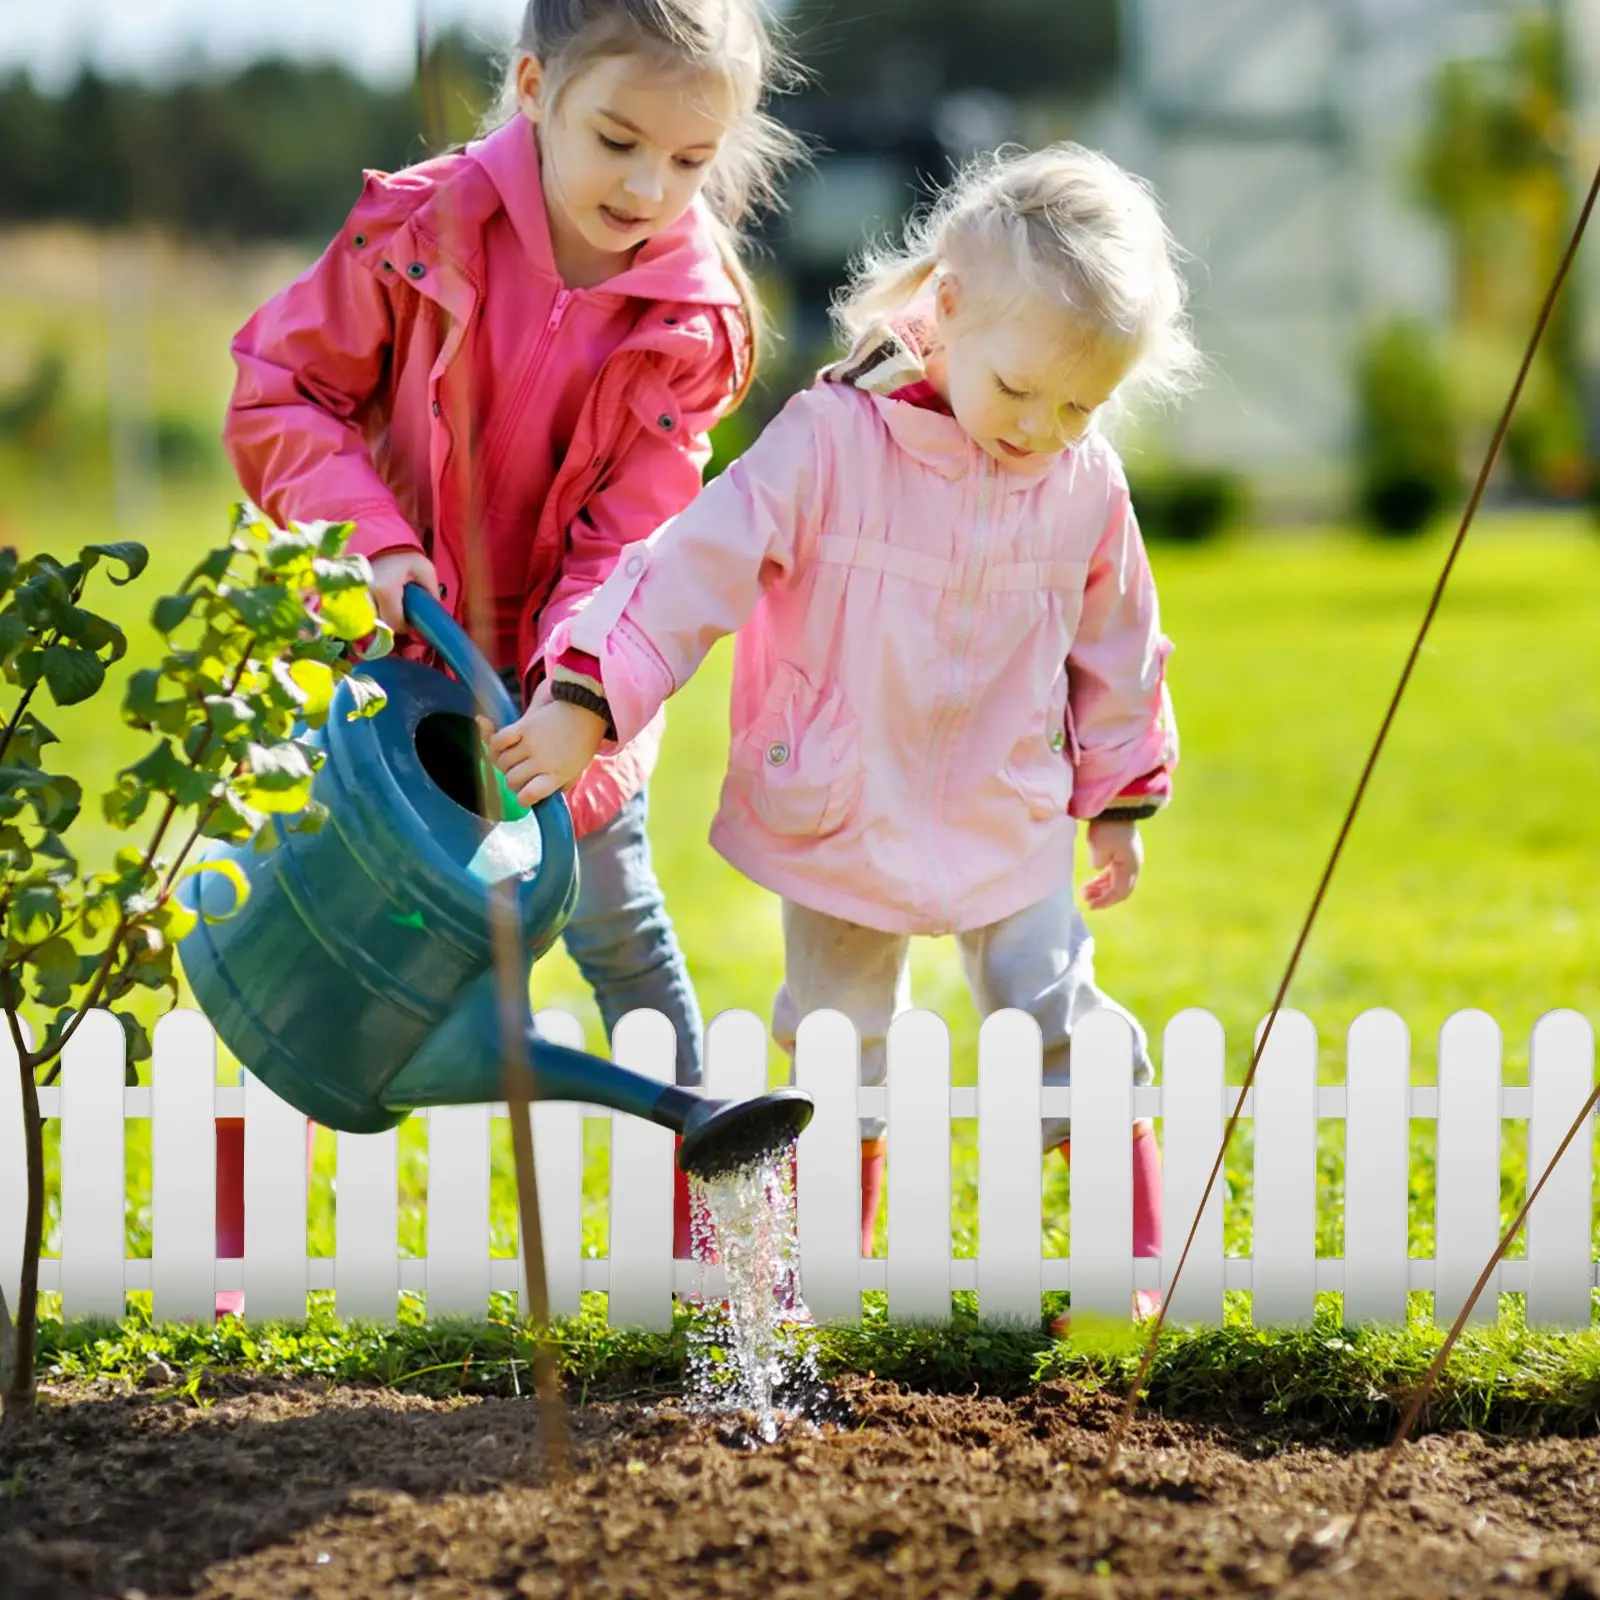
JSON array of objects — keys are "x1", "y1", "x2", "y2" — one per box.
[
  {"x1": 834, "y1": 143, "x2": 1201, "y2": 415},
  {"x1": 489, "y1": 0, "x2": 806, "y2": 402}
]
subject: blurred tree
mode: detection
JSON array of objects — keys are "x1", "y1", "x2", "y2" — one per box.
[
  {"x1": 781, "y1": 0, "x2": 1120, "y2": 102},
  {"x1": 1417, "y1": 8, "x2": 1588, "y2": 497}
]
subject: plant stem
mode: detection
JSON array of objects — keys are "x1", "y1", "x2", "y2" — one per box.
[
  {"x1": 0, "y1": 994, "x2": 44, "y2": 1424},
  {"x1": 25, "y1": 642, "x2": 255, "y2": 1077}
]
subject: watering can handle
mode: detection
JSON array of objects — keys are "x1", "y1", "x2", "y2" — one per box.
[{"x1": 400, "y1": 583, "x2": 520, "y2": 729}]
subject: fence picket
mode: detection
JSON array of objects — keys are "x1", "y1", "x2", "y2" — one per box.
[
  {"x1": 1160, "y1": 1009, "x2": 1225, "y2": 1326},
  {"x1": 0, "y1": 1017, "x2": 30, "y2": 1318},
  {"x1": 886, "y1": 1010, "x2": 950, "y2": 1321},
  {"x1": 977, "y1": 1009, "x2": 1042, "y2": 1323},
  {"x1": 425, "y1": 1103, "x2": 491, "y2": 1318},
  {"x1": 1251, "y1": 1010, "x2": 1317, "y2": 1327},
  {"x1": 1526, "y1": 1010, "x2": 1594, "y2": 1329},
  {"x1": 794, "y1": 1010, "x2": 861, "y2": 1323},
  {"x1": 151, "y1": 1011, "x2": 218, "y2": 1323},
  {"x1": 243, "y1": 1066, "x2": 308, "y2": 1320},
  {"x1": 527, "y1": 1008, "x2": 588, "y2": 1319},
  {"x1": 1343, "y1": 1009, "x2": 1410, "y2": 1324},
  {"x1": 335, "y1": 1126, "x2": 399, "y2": 1321},
  {"x1": 607, "y1": 1008, "x2": 675, "y2": 1329},
  {"x1": 60, "y1": 1011, "x2": 127, "y2": 1321},
  {"x1": 1068, "y1": 1009, "x2": 1134, "y2": 1320},
  {"x1": 9, "y1": 1005, "x2": 1600, "y2": 1335},
  {"x1": 1435, "y1": 1011, "x2": 1502, "y2": 1326}
]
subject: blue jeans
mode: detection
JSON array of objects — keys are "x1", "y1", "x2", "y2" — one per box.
[
  {"x1": 494, "y1": 667, "x2": 702, "y2": 1084},
  {"x1": 560, "y1": 786, "x2": 705, "y2": 1087}
]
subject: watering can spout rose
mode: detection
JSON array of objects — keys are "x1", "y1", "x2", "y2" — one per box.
[{"x1": 175, "y1": 582, "x2": 811, "y2": 1179}]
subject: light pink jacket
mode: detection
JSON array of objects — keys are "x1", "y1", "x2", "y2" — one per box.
[
  {"x1": 545, "y1": 367, "x2": 1179, "y2": 937},
  {"x1": 224, "y1": 119, "x2": 748, "y2": 838}
]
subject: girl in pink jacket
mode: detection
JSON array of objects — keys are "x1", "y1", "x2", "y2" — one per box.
[
  {"x1": 494, "y1": 144, "x2": 1198, "y2": 1333},
  {"x1": 224, "y1": 2, "x2": 801, "y2": 1142}
]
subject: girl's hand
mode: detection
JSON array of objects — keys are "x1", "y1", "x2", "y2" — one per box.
[
  {"x1": 483, "y1": 699, "x2": 606, "y2": 807},
  {"x1": 367, "y1": 549, "x2": 439, "y2": 634},
  {"x1": 1082, "y1": 819, "x2": 1143, "y2": 910}
]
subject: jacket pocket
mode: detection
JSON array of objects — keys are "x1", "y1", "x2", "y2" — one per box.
[
  {"x1": 1001, "y1": 701, "x2": 1075, "y2": 822},
  {"x1": 732, "y1": 663, "x2": 861, "y2": 839}
]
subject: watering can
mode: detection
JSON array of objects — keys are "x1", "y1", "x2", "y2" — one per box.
[{"x1": 176, "y1": 584, "x2": 811, "y2": 1179}]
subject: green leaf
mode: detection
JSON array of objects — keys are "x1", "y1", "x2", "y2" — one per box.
[
  {"x1": 0, "y1": 545, "x2": 16, "y2": 595},
  {"x1": 244, "y1": 741, "x2": 316, "y2": 789},
  {"x1": 202, "y1": 694, "x2": 256, "y2": 736},
  {"x1": 0, "y1": 765, "x2": 81, "y2": 830},
  {"x1": 341, "y1": 673, "x2": 388, "y2": 720},
  {"x1": 40, "y1": 644, "x2": 106, "y2": 707},
  {"x1": 314, "y1": 521, "x2": 357, "y2": 557},
  {"x1": 316, "y1": 585, "x2": 379, "y2": 642},
  {"x1": 0, "y1": 609, "x2": 26, "y2": 660},
  {"x1": 8, "y1": 883, "x2": 63, "y2": 941},
  {"x1": 284, "y1": 798, "x2": 330, "y2": 834},
  {"x1": 152, "y1": 592, "x2": 201, "y2": 635},
  {"x1": 309, "y1": 555, "x2": 371, "y2": 592},
  {"x1": 102, "y1": 780, "x2": 152, "y2": 829},
  {"x1": 203, "y1": 788, "x2": 266, "y2": 841},
  {"x1": 115, "y1": 1009, "x2": 154, "y2": 1066},
  {"x1": 184, "y1": 547, "x2": 235, "y2": 591},
  {"x1": 82, "y1": 542, "x2": 149, "y2": 585},
  {"x1": 123, "y1": 741, "x2": 219, "y2": 809},
  {"x1": 80, "y1": 882, "x2": 122, "y2": 937},
  {"x1": 286, "y1": 659, "x2": 334, "y2": 721},
  {"x1": 226, "y1": 583, "x2": 306, "y2": 637},
  {"x1": 30, "y1": 937, "x2": 80, "y2": 1007}
]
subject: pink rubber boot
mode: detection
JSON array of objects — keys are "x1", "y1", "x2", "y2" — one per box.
[
  {"x1": 860, "y1": 1136, "x2": 886, "y2": 1257},
  {"x1": 1048, "y1": 1123, "x2": 1165, "y2": 1337}
]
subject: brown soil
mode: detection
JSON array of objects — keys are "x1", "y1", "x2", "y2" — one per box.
[{"x1": 3, "y1": 1376, "x2": 1600, "y2": 1600}]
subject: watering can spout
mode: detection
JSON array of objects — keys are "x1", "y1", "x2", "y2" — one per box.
[{"x1": 382, "y1": 970, "x2": 811, "y2": 1179}]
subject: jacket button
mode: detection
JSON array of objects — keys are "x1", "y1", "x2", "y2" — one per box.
[
  {"x1": 432, "y1": 400, "x2": 441, "y2": 416},
  {"x1": 663, "y1": 316, "x2": 677, "y2": 326},
  {"x1": 625, "y1": 554, "x2": 644, "y2": 577},
  {"x1": 407, "y1": 262, "x2": 426, "y2": 279},
  {"x1": 1051, "y1": 730, "x2": 1066, "y2": 753},
  {"x1": 766, "y1": 741, "x2": 789, "y2": 766},
  {"x1": 382, "y1": 261, "x2": 394, "y2": 272},
  {"x1": 657, "y1": 413, "x2": 674, "y2": 430},
  {"x1": 438, "y1": 582, "x2": 448, "y2": 599},
  {"x1": 353, "y1": 232, "x2": 367, "y2": 247}
]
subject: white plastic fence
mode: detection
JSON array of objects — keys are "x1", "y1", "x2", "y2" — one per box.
[{"x1": 1, "y1": 1005, "x2": 1595, "y2": 1331}]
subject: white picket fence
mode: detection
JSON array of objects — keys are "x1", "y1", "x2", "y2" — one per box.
[{"x1": 1, "y1": 1005, "x2": 1595, "y2": 1331}]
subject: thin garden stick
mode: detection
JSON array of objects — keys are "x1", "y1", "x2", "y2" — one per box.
[
  {"x1": 416, "y1": 5, "x2": 571, "y2": 1477},
  {"x1": 1094, "y1": 147, "x2": 1600, "y2": 1501}
]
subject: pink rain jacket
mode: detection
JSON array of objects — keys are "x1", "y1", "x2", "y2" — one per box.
[
  {"x1": 545, "y1": 322, "x2": 1178, "y2": 935},
  {"x1": 224, "y1": 118, "x2": 748, "y2": 837}
]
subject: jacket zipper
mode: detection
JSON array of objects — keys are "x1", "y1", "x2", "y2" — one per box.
[{"x1": 471, "y1": 287, "x2": 573, "y2": 522}]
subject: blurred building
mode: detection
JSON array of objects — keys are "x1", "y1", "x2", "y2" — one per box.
[{"x1": 1090, "y1": 0, "x2": 1584, "y2": 509}]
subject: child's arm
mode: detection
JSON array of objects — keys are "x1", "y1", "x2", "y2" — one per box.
[
  {"x1": 526, "y1": 313, "x2": 747, "y2": 692},
  {"x1": 225, "y1": 187, "x2": 421, "y2": 571},
  {"x1": 490, "y1": 387, "x2": 829, "y2": 806},
  {"x1": 1066, "y1": 478, "x2": 1179, "y2": 827}
]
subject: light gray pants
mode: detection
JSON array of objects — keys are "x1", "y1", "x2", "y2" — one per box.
[{"x1": 770, "y1": 881, "x2": 1154, "y2": 1148}]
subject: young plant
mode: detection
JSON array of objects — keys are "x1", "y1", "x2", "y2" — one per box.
[{"x1": 0, "y1": 505, "x2": 388, "y2": 1422}]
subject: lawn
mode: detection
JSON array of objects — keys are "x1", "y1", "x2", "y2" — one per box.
[{"x1": 5, "y1": 223, "x2": 1600, "y2": 1315}]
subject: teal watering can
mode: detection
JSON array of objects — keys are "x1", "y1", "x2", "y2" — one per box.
[{"x1": 176, "y1": 584, "x2": 811, "y2": 1178}]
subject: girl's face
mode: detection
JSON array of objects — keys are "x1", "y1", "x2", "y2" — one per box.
[
  {"x1": 517, "y1": 52, "x2": 732, "y2": 284},
  {"x1": 928, "y1": 276, "x2": 1135, "y2": 469}
]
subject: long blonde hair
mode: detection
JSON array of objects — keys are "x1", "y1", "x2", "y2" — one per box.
[
  {"x1": 488, "y1": 0, "x2": 806, "y2": 403},
  {"x1": 834, "y1": 143, "x2": 1202, "y2": 415}
]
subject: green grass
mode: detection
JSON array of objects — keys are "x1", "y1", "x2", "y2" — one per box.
[
  {"x1": 7, "y1": 338, "x2": 1600, "y2": 1336},
  {"x1": 31, "y1": 1292, "x2": 1600, "y2": 1442}
]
